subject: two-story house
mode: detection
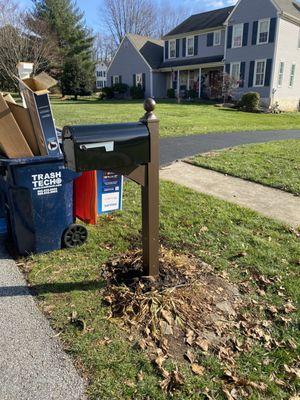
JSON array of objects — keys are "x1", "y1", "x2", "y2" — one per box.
[
  {"x1": 107, "y1": 0, "x2": 300, "y2": 110},
  {"x1": 160, "y1": 6, "x2": 233, "y2": 99},
  {"x1": 95, "y1": 61, "x2": 108, "y2": 90},
  {"x1": 224, "y1": 0, "x2": 300, "y2": 110}
]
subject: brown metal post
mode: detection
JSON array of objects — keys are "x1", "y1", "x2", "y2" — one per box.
[{"x1": 140, "y1": 99, "x2": 160, "y2": 277}]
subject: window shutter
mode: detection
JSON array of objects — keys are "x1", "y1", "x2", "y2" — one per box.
[
  {"x1": 269, "y1": 18, "x2": 277, "y2": 43},
  {"x1": 165, "y1": 41, "x2": 169, "y2": 59},
  {"x1": 227, "y1": 26, "x2": 233, "y2": 49},
  {"x1": 264, "y1": 59, "x2": 273, "y2": 86},
  {"x1": 207, "y1": 33, "x2": 214, "y2": 47},
  {"x1": 194, "y1": 35, "x2": 198, "y2": 55},
  {"x1": 182, "y1": 38, "x2": 186, "y2": 57},
  {"x1": 133, "y1": 74, "x2": 136, "y2": 87},
  {"x1": 243, "y1": 23, "x2": 249, "y2": 46},
  {"x1": 176, "y1": 39, "x2": 180, "y2": 58},
  {"x1": 252, "y1": 21, "x2": 258, "y2": 45},
  {"x1": 142, "y1": 73, "x2": 146, "y2": 91},
  {"x1": 248, "y1": 61, "x2": 255, "y2": 87},
  {"x1": 225, "y1": 63, "x2": 231, "y2": 75},
  {"x1": 111, "y1": 76, "x2": 113, "y2": 86},
  {"x1": 119, "y1": 75, "x2": 122, "y2": 84},
  {"x1": 239, "y1": 62, "x2": 246, "y2": 87}
]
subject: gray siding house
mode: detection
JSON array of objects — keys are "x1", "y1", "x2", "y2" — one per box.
[
  {"x1": 107, "y1": 34, "x2": 164, "y2": 99},
  {"x1": 107, "y1": 0, "x2": 300, "y2": 110}
]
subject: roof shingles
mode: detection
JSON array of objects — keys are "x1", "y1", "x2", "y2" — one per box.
[
  {"x1": 127, "y1": 34, "x2": 164, "y2": 69},
  {"x1": 164, "y1": 6, "x2": 234, "y2": 37}
]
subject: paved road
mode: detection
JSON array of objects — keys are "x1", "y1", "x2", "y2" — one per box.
[
  {"x1": 160, "y1": 129, "x2": 300, "y2": 165},
  {"x1": 0, "y1": 246, "x2": 86, "y2": 400}
]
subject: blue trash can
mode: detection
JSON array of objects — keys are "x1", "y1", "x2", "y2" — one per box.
[{"x1": 0, "y1": 155, "x2": 87, "y2": 255}]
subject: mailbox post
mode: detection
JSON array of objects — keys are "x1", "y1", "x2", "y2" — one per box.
[
  {"x1": 140, "y1": 99, "x2": 159, "y2": 277},
  {"x1": 62, "y1": 98, "x2": 160, "y2": 277}
]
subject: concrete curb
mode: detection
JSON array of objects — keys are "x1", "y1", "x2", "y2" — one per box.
[{"x1": 0, "y1": 246, "x2": 86, "y2": 400}]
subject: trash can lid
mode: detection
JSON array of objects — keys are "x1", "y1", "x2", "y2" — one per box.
[{"x1": 0, "y1": 154, "x2": 64, "y2": 167}]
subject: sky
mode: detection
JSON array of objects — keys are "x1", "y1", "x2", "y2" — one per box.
[{"x1": 19, "y1": 0, "x2": 236, "y2": 31}]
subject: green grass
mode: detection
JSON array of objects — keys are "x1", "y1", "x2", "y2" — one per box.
[
  {"x1": 50, "y1": 98, "x2": 300, "y2": 137},
  {"x1": 190, "y1": 139, "x2": 300, "y2": 195},
  {"x1": 26, "y1": 181, "x2": 300, "y2": 400}
]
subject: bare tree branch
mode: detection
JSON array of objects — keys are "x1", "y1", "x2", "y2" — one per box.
[
  {"x1": 101, "y1": 0, "x2": 156, "y2": 45},
  {"x1": 154, "y1": 1, "x2": 190, "y2": 37},
  {"x1": 0, "y1": 0, "x2": 58, "y2": 90}
]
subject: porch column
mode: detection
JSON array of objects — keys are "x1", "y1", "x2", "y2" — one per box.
[
  {"x1": 198, "y1": 67, "x2": 202, "y2": 98},
  {"x1": 177, "y1": 70, "x2": 180, "y2": 97},
  {"x1": 187, "y1": 70, "x2": 190, "y2": 91}
]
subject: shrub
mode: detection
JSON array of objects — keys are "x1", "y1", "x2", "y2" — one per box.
[
  {"x1": 239, "y1": 92, "x2": 260, "y2": 112},
  {"x1": 167, "y1": 88, "x2": 175, "y2": 98},
  {"x1": 130, "y1": 85, "x2": 145, "y2": 99},
  {"x1": 101, "y1": 86, "x2": 114, "y2": 99},
  {"x1": 187, "y1": 89, "x2": 198, "y2": 99},
  {"x1": 113, "y1": 83, "x2": 128, "y2": 95}
]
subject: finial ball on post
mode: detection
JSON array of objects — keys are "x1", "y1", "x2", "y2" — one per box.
[{"x1": 144, "y1": 98, "x2": 156, "y2": 113}]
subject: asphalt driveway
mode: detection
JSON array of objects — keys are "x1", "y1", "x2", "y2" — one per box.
[{"x1": 160, "y1": 129, "x2": 300, "y2": 165}]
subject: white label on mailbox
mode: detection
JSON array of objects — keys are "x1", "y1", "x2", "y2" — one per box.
[{"x1": 101, "y1": 192, "x2": 120, "y2": 212}]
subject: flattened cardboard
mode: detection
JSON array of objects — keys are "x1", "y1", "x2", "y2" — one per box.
[
  {"x1": 3, "y1": 93, "x2": 16, "y2": 104},
  {"x1": 0, "y1": 94, "x2": 33, "y2": 158},
  {"x1": 16, "y1": 74, "x2": 61, "y2": 157},
  {"x1": 6, "y1": 101, "x2": 40, "y2": 156}
]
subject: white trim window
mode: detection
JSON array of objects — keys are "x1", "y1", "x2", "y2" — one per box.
[
  {"x1": 277, "y1": 61, "x2": 285, "y2": 87},
  {"x1": 135, "y1": 73, "x2": 143, "y2": 87},
  {"x1": 230, "y1": 62, "x2": 241, "y2": 87},
  {"x1": 213, "y1": 30, "x2": 221, "y2": 46},
  {"x1": 254, "y1": 60, "x2": 266, "y2": 87},
  {"x1": 232, "y1": 24, "x2": 244, "y2": 48},
  {"x1": 169, "y1": 39, "x2": 176, "y2": 58},
  {"x1": 289, "y1": 63, "x2": 296, "y2": 87},
  {"x1": 113, "y1": 75, "x2": 120, "y2": 84},
  {"x1": 257, "y1": 19, "x2": 270, "y2": 44},
  {"x1": 186, "y1": 36, "x2": 194, "y2": 56}
]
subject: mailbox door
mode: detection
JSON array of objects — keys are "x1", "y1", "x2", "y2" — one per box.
[{"x1": 63, "y1": 122, "x2": 150, "y2": 172}]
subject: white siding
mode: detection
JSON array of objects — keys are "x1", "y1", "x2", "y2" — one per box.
[{"x1": 273, "y1": 18, "x2": 300, "y2": 110}]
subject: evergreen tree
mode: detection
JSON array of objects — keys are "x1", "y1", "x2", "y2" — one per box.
[{"x1": 30, "y1": 0, "x2": 95, "y2": 97}]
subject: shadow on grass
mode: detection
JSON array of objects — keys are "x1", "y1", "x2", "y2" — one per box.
[{"x1": 0, "y1": 280, "x2": 104, "y2": 297}]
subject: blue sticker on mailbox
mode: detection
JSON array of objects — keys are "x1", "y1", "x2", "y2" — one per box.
[{"x1": 97, "y1": 171, "x2": 123, "y2": 214}]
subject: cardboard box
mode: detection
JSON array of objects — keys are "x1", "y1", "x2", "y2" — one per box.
[
  {"x1": 5, "y1": 100, "x2": 40, "y2": 156},
  {"x1": 0, "y1": 93, "x2": 33, "y2": 158},
  {"x1": 16, "y1": 73, "x2": 61, "y2": 157}
]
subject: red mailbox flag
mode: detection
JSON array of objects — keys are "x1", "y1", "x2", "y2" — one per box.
[{"x1": 74, "y1": 171, "x2": 97, "y2": 225}]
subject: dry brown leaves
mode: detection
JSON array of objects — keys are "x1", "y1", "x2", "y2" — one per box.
[{"x1": 101, "y1": 247, "x2": 297, "y2": 396}]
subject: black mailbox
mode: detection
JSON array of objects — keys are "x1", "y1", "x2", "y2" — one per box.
[{"x1": 62, "y1": 122, "x2": 150, "y2": 172}]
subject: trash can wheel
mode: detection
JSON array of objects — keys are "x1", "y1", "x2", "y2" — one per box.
[{"x1": 63, "y1": 224, "x2": 88, "y2": 248}]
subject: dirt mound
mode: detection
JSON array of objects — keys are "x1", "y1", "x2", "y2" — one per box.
[
  {"x1": 99, "y1": 248, "x2": 298, "y2": 397},
  {"x1": 102, "y1": 249, "x2": 242, "y2": 370}
]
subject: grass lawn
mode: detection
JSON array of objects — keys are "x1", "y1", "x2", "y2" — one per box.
[
  {"x1": 190, "y1": 139, "x2": 300, "y2": 196},
  {"x1": 25, "y1": 181, "x2": 300, "y2": 400},
  {"x1": 50, "y1": 98, "x2": 300, "y2": 137}
]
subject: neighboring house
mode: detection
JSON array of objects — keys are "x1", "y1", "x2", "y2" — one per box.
[
  {"x1": 225, "y1": 0, "x2": 300, "y2": 110},
  {"x1": 95, "y1": 61, "x2": 108, "y2": 90},
  {"x1": 107, "y1": 0, "x2": 300, "y2": 110},
  {"x1": 107, "y1": 34, "x2": 164, "y2": 98}
]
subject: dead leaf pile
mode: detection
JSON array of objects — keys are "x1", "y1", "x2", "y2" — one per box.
[{"x1": 100, "y1": 248, "x2": 298, "y2": 396}]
